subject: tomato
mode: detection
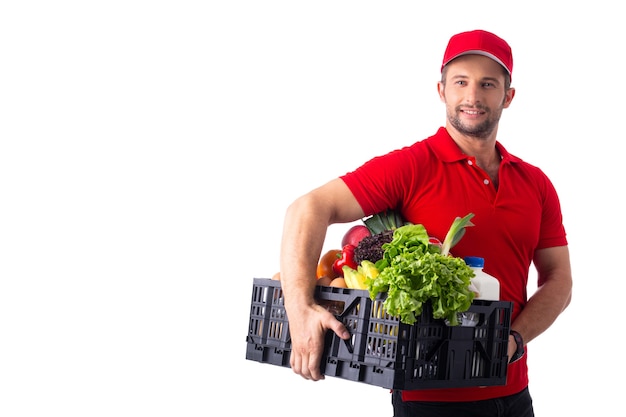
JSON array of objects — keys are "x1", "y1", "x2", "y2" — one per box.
[{"x1": 317, "y1": 249, "x2": 342, "y2": 279}]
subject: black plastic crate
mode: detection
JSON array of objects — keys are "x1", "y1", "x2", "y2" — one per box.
[{"x1": 246, "y1": 278, "x2": 512, "y2": 390}]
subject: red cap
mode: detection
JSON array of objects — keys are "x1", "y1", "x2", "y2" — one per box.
[{"x1": 441, "y1": 30, "x2": 513, "y2": 79}]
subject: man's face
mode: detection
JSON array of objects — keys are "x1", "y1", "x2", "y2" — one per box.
[{"x1": 438, "y1": 54, "x2": 514, "y2": 139}]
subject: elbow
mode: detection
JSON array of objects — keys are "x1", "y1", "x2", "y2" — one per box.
[{"x1": 562, "y1": 287, "x2": 573, "y2": 312}]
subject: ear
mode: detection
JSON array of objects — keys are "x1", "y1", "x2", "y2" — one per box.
[
  {"x1": 503, "y1": 87, "x2": 516, "y2": 108},
  {"x1": 437, "y1": 81, "x2": 445, "y2": 103}
]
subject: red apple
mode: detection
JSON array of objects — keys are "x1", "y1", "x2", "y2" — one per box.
[{"x1": 341, "y1": 225, "x2": 371, "y2": 248}]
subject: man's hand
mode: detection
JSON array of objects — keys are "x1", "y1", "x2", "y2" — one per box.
[
  {"x1": 288, "y1": 303, "x2": 351, "y2": 381},
  {"x1": 507, "y1": 333, "x2": 517, "y2": 361}
]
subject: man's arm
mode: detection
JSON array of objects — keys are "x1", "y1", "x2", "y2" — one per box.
[
  {"x1": 280, "y1": 178, "x2": 365, "y2": 380},
  {"x1": 507, "y1": 245, "x2": 572, "y2": 360}
]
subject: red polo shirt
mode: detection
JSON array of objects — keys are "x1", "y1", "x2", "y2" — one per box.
[{"x1": 340, "y1": 127, "x2": 567, "y2": 402}]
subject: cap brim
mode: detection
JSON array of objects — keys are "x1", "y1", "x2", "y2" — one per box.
[{"x1": 443, "y1": 50, "x2": 511, "y2": 74}]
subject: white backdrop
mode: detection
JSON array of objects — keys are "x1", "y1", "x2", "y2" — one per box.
[{"x1": 1, "y1": 1, "x2": 622, "y2": 416}]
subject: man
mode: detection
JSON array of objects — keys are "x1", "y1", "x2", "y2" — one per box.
[{"x1": 279, "y1": 29, "x2": 572, "y2": 417}]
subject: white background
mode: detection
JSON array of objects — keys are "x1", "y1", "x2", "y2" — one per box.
[{"x1": 1, "y1": 1, "x2": 622, "y2": 416}]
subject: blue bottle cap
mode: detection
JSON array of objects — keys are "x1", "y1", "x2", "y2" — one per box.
[{"x1": 463, "y1": 256, "x2": 485, "y2": 268}]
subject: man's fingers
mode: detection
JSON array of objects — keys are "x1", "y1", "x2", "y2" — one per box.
[{"x1": 326, "y1": 315, "x2": 350, "y2": 340}]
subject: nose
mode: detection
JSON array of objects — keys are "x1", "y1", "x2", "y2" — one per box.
[{"x1": 464, "y1": 84, "x2": 481, "y2": 105}]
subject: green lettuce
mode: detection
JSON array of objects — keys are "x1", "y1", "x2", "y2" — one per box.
[{"x1": 368, "y1": 220, "x2": 475, "y2": 325}]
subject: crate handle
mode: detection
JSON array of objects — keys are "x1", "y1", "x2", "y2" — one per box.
[{"x1": 341, "y1": 328, "x2": 354, "y2": 354}]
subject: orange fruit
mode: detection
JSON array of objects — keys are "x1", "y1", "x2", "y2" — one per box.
[{"x1": 317, "y1": 249, "x2": 342, "y2": 279}]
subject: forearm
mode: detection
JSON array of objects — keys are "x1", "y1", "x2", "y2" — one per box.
[
  {"x1": 280, "y1": 179, "x2": 364, "y2": 310},
  {"x1": 512, "y1": 278, "x2": 571, "y2": 345},
  {"x1": 280, "y1": 194, "x2": 330, "y2": 311},
  {"x1": 506, "y1": 246, "x2": 572, "y2": 361}
]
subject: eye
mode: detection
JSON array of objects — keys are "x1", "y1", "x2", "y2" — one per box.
[{"x1": 482, "y1": 80, "x2": 501, "y2": 89}]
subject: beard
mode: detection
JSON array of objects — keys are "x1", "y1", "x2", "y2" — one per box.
[{"x1": 447, "y1": 104, "x2": 503, "y2": 139}]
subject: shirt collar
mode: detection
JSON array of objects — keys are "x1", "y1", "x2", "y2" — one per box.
[{"x1": 428, "y1": 127, "x2": 521, "y2": 164}]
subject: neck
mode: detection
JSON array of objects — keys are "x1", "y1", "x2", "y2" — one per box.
[
  {"x1": 446, "y1": 126, "x2": 502, "y2": 186},
  {"x1": 446, "y1": 125, "x2": 498, "y2": 161}
]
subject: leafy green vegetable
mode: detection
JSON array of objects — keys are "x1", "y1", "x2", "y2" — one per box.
[
  {"x1": 367, "y1": 218, "x2": 475, "y2": 325},
  {"x1": 363, "y1": 209, "x2": 408, "y2": 235},
  {"x1": 441, "y1": 213, "x2": 475, "y2": 256}
]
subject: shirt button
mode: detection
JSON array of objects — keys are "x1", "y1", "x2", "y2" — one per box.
[
  {"x1": 467, "y1": 160, "x2": 473, "y2": 166},
  {"x1": 484, "y1": 179, "x2": 490, "y2": 185}
]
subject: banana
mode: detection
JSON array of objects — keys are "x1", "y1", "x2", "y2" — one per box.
[
  {"x1": 343, "y1": 265, "x2": 367, "y2": 290},
  {"x1": 358, "y1": 260, "x2": 379, "y2": 279},
  {"x1": 342, "y1": 266, "x2": 357, "y2": 289}
]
